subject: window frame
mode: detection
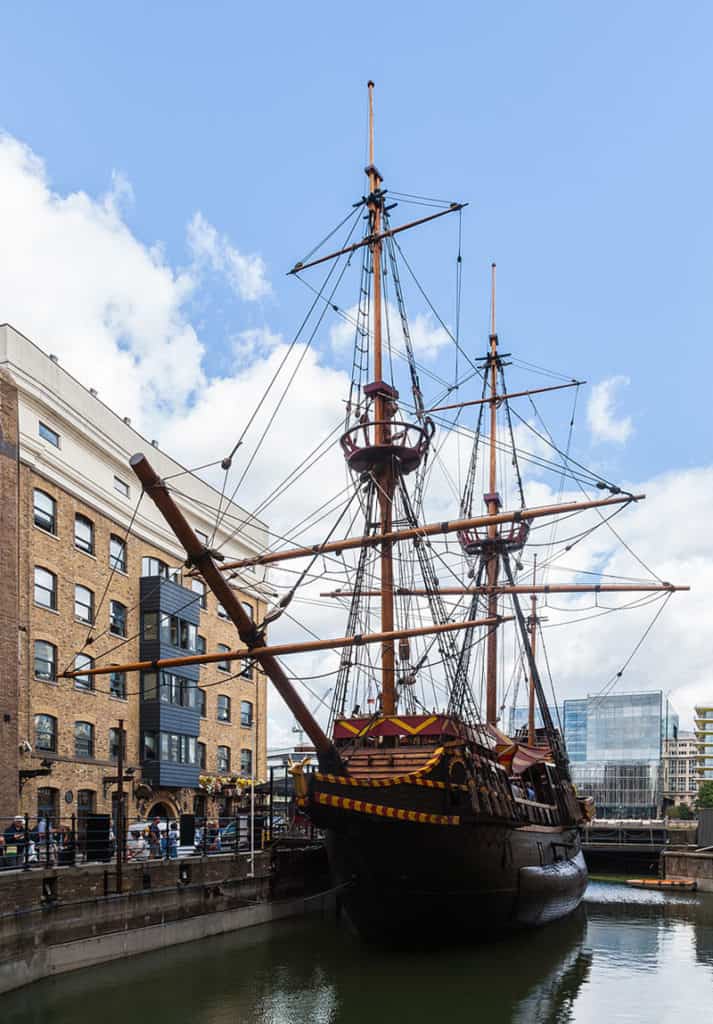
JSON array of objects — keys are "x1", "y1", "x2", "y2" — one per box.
[
  {"x1": 199, "y1": 688, "x2": 207, "y2": 718},
  {"x1": 197, "y1": 741, "x2": 207, "y2": 770},
  {"x1": 217, "y1": 694, "x2": 231, "y2": 723},
  {"x1": 192, "y1": 578, "x2": 207, "y2": 610},
  {"x1": 34, "y1": 566, "x2": 57, "y2": 610},
  {"x1": 109, "y1": 534, "x2": 127, "y2": 573},
  {"x1": 38, "y1": 422, "x2": 60, "y2": 447},
  {"x1": 240, "y1": 700, "x2": 253, "y2": 728},
  {"x1": 113, "y1": 476, "x2": 130, "y2": 498},
  {"x1": 74, "y1": 653, "x2": 95, "y2": 692},
  {"x1": 110, "y1": 669, "x2": 127, "y2": 700},
  {"x1": 34, "y1": 639, "x2": 57, "y2": 682},
  {"x1": 74, "y1": 514, "x2": 95, "y2": 556},
  {"x1": 216, "y1": 745, "x2": 231, "y2": 773},
  {"x1": 240, "y1": 748, "x2": 253, "y2": 777},
  {"x1": 109, "y1": 599, "x2": 127, "y2": 637},
  {"x1": 33, "y1": 489, "x2": 57, "y2": 534},
  {"x1": 74, "y1": 721, "x2": 95, "y2": 759},
  {"x1": 34, "y1": 713, "x2": 57, "y2": 753},
  {"x1": 74, "y1": 583, "x2": 94, "y2": 625},
  {"x1": 217, "y1": 643, "x2": 230, "y2": 672}
]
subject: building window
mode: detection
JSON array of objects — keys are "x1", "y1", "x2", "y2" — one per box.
[
  {"x1": 142, "y1": 671, "x2": 197, "y2": 709},
  {"x1": 240, "y1": 701, "x2": 253, "y2": 728},
  {"x1": 34, "y1": 567, "x2": 57, "y2": 610},
  {"x1": 217, "y1": 746, "x2": 231, "y2": 773},
  {"x1": 240, "y1": 749, "x2": 253, "y2": 777},
  {"x1": 37, "y1": 787, "x2": 59, "y2": 824},
  {"x1": 193, "y1": 794, "x2": 206, "y2": 820},
  {"x1": 74, "y1": 721, "x2": 94, "y2": 759},
  {"x1": 34, "y1": 640, "x2": 57, "y2": 681},
  {"x1": 197, "y1": 741, "x2": 206, "y2": 770},
  {"x1": 114, "y1": 476, "x2": 130, "y2": 497},
  {"x1": 74, "y1": 514, "x2": 94, "y2": 555},
  {"x1": 196, "y1": 635, "x2": 206, "y2": 655},
  {"x1": 110, "y1": 670, "x2": 126, "y2": 700},
  {"x1": 38, "y1": 422, "x2": 60, "y2": 447},
  {"x1": 195, "y1": 528, "x2": 209, "y2": 545},
  {"x1": 33, "y1": 489, "x2": 56, "y2": 533},
  {"x1": 75, "y1": 584, "x2": 94, "y2": 624},
  {"x1": 141, "y1": 556, "x2": 169, "y2": 578},
  {"x1": 143, "y1": 611, "x2": 197, "y2": 651},
  {"x1": 143, "y1": 732, "x2": 157, "y2": 761},
  {"x1": 217, "y1": 695, "x2": 231, "y2": 722},
  {"x1": 74, "y1": 653, "x2": 94, "y2": 691},
  {"x1": 241, "y1": 659, "x2": 255, "y2": 681},
  {"x1": 78, "y1": 788, "x2": 96, "y2": 818},
  {"x1": 109, "y1": 535, "x2": 127, "y2": 573},
  {"x1": 217, "y1": 603, "x2": 229, "y2": 620},
  {"x1": 110, "y1": 600, "x2": 127, "y2": 637},
  {"x1": 35, "y1": 714, "x2": 57, "y2": 752},
  {"x1": 243, "y1": 601, "x2": 254, "y2": 621},
  {"x1": 159, "y1": 732, "x2": 197, "y2": 764},
  {"x1": 199, "y1": 689, "x2": 206, "y2": 718},
  {"x1": 192, "y1": 579, "x2": 207, "y2": 609},
  {"x1": 217, "y1": 644, "x2": 230, "y2": 672},
  {"x1": 109, "y1": 727, "x2": 122, "y2": 761}
]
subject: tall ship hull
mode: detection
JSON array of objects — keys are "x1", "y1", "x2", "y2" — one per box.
[{"x1": 293, "y1": 714, "x2": 589, "y2": 940}]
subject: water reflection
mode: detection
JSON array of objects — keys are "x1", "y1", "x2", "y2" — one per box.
[{"x1": 2, "y1": 882, "x2": 713, "y2": 1024}]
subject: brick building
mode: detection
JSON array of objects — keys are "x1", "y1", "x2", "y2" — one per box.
[
  {"x1": 0, "y1": 324, "x2": 269, "y2": 827},
  {"x1": 663, "y1": 730, "x2": 698, "y2": 809}
]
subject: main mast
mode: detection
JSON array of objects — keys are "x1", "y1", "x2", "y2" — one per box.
[
  {"x1": 485, "y1": 263, "x2": 500, "y2": 724},
  {"x1": 366, "y1": 80, "x2": 397, "y2": 716}
]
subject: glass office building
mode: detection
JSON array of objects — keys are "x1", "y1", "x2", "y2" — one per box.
[
  {"x1": 561, "y1": 691, "x2": 678, "y2": 818},
  {"x1": 694, "y1": 706, "x2": 713, "y2": 783}
]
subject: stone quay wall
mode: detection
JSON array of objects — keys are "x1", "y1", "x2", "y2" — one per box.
[
  {"x1": 663, "y1": 850, "x2": 713, "y2": 892},
  {"x1": 0, "y1": 842, "x2": 331, "y2": 995}
]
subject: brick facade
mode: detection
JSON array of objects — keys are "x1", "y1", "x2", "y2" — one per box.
[
  {"x1": 0, "y1": 370, "x2": 20, "y2": 818},
  {"x1": 0, "y1": 338, "x2": 268, "y2": 825}
]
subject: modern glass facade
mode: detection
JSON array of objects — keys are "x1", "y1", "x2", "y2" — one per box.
[
  {"x1": 507, "y1": 705, "x2": 563, "y2": 735},
  {"x1": 561, "y1": 691, "x2": 678, "y2": 818}
]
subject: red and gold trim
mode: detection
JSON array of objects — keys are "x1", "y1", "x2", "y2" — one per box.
[
  {"x1": 310, "y1": 790, "x2": 460, "y2": 826},
  {"x1": 314, "y1": 745, "x2": 450, "y2": 789},
  {"x1": 333, "y1": 714, "x2": 461, "y2": 740}
]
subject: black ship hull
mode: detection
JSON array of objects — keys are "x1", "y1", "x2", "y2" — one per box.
[{"x1": 322, "y1": 815, "x2": 587, "y2": 942}]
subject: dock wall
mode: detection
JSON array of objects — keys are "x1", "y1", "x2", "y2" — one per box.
[
  {"x1": 663, "y1": 850, "x2": 713, "y2": 892},
  {"x1": 0, "y1": 843, "x2": 331, "y2": 995}
]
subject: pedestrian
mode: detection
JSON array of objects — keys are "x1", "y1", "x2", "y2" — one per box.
[
  {"x1": 57, "y1": 825, "x2": 75, "y2": 866},
  {"x1": 126, "y1": 826, "x2": 148, "y2": 861},
  {"x1": 526, "y1": 781, "x2": 536, "y2": 801},
  {"x1": 148, "y1": 816, "x2": 161, "y2": 859},
  {"x1": 3, "y1": 816, "x2": 28, "y2": 868},
  {"x1": 168, "y1": 821, "x2": 179, "y2": 860}
]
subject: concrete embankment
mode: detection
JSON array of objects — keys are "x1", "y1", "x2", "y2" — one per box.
[
  {"x1": 0, "y1": 841, "x2": 332, "y2": 995},
  {"x1": 663, "y1": 849, "x2": 713, "y2": 892}
]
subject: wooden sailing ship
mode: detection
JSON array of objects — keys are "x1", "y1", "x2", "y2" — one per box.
[{"x1": 68, "y1": 83, "x2": 688, "y2": 941}]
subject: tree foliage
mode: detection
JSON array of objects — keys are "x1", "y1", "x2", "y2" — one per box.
[{"x1": 696, "y1": 781, "x2": 713, "y2": 810}]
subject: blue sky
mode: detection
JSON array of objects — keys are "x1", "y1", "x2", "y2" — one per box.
[{"x1": 2, "y1": 1, "x2": 711, "y2": 482}]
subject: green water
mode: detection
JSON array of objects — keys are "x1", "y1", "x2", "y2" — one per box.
[{"x1": 3, "y1": 882, "x2": 713, "y2": 1023}]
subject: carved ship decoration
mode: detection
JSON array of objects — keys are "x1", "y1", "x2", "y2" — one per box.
[{"x1": 68, "y1": 83, "x2": 688, "y2": 941}]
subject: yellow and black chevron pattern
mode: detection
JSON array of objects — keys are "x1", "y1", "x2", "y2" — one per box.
[
  {"x1": 314, "y1": 745, "x2": 450, "y2": 790},
  {"x1": 310, "y1": 790, "x2": 460, "y2": 826}
]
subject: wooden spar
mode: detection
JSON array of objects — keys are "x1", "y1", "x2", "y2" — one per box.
[
  {"x1": 320, "y1": 583, "x2": 690, "y2": 597},
  {"x1": 126, "y1": 453, "x2": 335, "y2": 759},
  {"x1": 217, "y1": 493, "x2": 644, "y2": 572},
  {"x1": 425, "y1": 380, "x2": 585, "y2": 415},
  {"x1": 485, "y1": 262, "x2": 499, "y2": 725},
  {"x1": 62, "y1": 615, "x2": 509, "y2": 679},
  {"x1": 288, "y1": 204, "x2": 466, "y2": 276},
  {"x1": 527, "y1": 555, "x2": 537, "y2": 746},
  {"x1": 367, "y1": 81, "x2": 397, "y2": 717}
]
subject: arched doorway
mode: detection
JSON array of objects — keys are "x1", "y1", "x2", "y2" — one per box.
[{"x1": 147, "y1": 801, "x2": 174, "y2": 820}]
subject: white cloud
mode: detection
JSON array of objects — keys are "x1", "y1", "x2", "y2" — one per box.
[
  {"x1": 187, "y1": 211, "x2": 269, "y2": 302},
  {"x1": 587, "y1": 375, "x2": 633, "y2": 443}
]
